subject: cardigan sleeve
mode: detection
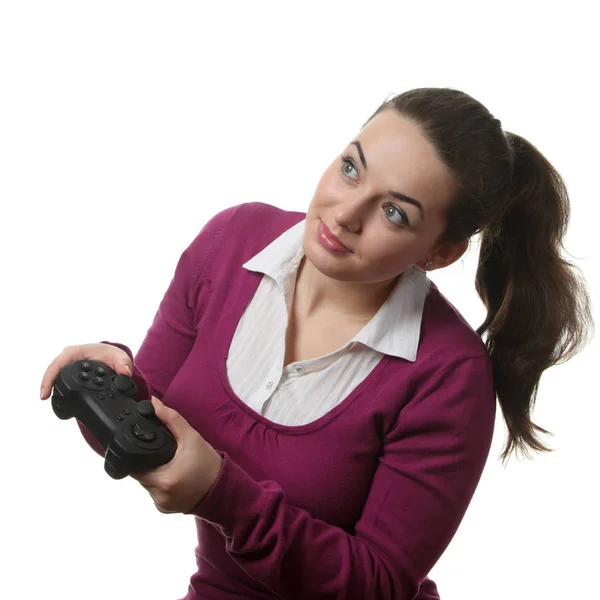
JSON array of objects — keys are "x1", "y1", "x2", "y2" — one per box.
[
  {"x1": 75, "y1": 204, "x2": 241, "y2": 455},
  {"x1": 133, "y1": 204, "x2": 241, "y2": 398},
  {"x1": 187, "y1": 353, "x2": 496, "y2": 600}
]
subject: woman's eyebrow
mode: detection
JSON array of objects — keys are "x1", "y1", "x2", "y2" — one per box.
[{"x1": 351, "y1": 140, "x2": 367, "y2": 169}]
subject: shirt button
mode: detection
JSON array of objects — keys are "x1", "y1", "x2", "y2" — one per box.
[
  {"x1": 266, "y1": 381, "x2": 273, "y2": 389},
  {"x1": 295, "y1": 366, "x2": 303, "y2": 373}
]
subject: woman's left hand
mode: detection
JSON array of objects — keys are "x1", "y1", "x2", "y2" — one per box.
[{"x1": 130, "y1": 396, "x2": 223, "y2": 514}]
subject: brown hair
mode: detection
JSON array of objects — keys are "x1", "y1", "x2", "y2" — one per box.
[{"x1": 366, "y1": 88, "x2": 595, "y2": 462}]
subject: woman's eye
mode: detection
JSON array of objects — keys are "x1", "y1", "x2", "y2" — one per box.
[
  {"x1": 340, "y1": 156, "x2": 359, "y2": 181},
  {"x1": 383, "y1": 203, "x2": 409, "y2": 227}
]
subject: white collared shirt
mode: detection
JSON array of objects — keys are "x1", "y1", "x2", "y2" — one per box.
[{"x1": 225, "y1": 219, "x2": 432, "y2": 425}]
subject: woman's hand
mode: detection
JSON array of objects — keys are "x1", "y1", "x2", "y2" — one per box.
[
  {"x1": 40, "y1": 343, "x2": 133, "y2": 400},
  {"x1": 132, "y1": 396, "x2": 223, "y2": 514}
]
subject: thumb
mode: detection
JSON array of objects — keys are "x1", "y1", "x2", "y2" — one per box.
[
  {"x1": 150, "y1": 396, "x2": 190, "y2": 440},
  {"x1": 116, "y1": 361, "x2": 133, "y2": 377}
]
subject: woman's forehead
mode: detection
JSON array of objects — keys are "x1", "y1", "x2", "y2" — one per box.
[{"x1": 349, "y1": 111, "x2": 459, "y2": 208}]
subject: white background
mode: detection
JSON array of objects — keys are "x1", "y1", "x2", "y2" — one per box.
[{"x1": 1, "y1": 2, "x2": 598, "y2": 599}]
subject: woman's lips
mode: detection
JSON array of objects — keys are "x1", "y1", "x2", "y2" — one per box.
[{"x1": 317, "y1": 220, "x2": 352, "y2": 253}]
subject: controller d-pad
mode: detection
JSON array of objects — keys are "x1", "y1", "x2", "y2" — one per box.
[{"x1": 132, "y1": 424, "x2": 157, "y2": 443}]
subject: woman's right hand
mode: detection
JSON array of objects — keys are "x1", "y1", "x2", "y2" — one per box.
[{"x1": 40, "y1": 343, "x2": 133, "y2": 400}]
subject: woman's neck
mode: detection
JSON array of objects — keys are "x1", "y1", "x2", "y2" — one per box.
[{"x1": 293, "y1": 256, "x2": 399, "y2": 323}]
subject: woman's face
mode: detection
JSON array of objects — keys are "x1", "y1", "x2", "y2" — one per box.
[{"x1": 303, "y1": 109, "x2": 464, "y2": 285}]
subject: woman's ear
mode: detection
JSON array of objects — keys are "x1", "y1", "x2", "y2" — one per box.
[{"x1": 418, "y1": 239, "x2": 469, "y2": 271}]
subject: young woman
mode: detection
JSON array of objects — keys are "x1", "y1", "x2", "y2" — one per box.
[{"x1": 40, "y1": 87, "x2": 594, "y2": 600}]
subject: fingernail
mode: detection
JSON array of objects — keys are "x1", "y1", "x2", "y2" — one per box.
[
  {"x1": 124, "y1": 365, "x2": 132, "y2": 376},
  {"x1": 40, "y1": 388, "x2": 44, "y2": 400}
]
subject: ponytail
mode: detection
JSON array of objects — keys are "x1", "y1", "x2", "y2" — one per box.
[{"x1": 475, "y1": 132, "x2": 595, "y2": 462}]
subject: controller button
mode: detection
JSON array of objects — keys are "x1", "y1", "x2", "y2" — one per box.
[
  {"x1": 123, "y1": 408, "x2": 131, "y2": 415},
  {"x1": 80, "y1": 362, "x2": 91, "y2": 371},
  {"x1": 78, "y1": 371, "x2": 89, "y2": 381},
  {"x1": 137, "y1": 400, "x2": 155, "y2": 419},
  {"x1": 114, "y1": 374, "x2": 135, "y2": 393},
  {"x1": 95, "y1": 367, "x2": 106, "y2": 376},
  {"x1": 93, "y1": 377, "x2": 104, "y2": 386},
  {"x1": 142, "y1": 432, "x2": 156, "y2": 442},
  {"x1": 97, "y1": 393, "x2": 105, "y2": 400},
  {"x1": 109, "y1": 391, "x2": 115, "y2": 398},
  {"x1": 116, "y1": 414, "x2": 124, "y2": 421}
]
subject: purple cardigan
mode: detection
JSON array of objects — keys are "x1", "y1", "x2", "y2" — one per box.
[{"x1": 78, "y1": 202, "x2": 496, "y2": 599}]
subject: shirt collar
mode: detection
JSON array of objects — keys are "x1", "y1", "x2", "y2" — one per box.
[{"x1": 243, "y1": 219, "x2": 431, "y2": 362}]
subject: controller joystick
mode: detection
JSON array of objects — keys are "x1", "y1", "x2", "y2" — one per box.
[{"x1": 51, "y1": 359, "x2": 177, "y2": 479}]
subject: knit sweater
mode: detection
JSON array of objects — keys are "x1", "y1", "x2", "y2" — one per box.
[{"x1": 78, "y1": 202, "x2": 496, "y2": 599}]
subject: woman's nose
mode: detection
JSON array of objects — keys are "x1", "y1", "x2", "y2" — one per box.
[
  {"x1": 333, "y1": 211, "x2": 360, "y2": 234},
  {"x1": 333, "y1": 194, "x2": 373, "y2": 233}
]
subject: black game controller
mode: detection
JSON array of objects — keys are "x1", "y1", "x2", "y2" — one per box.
[{"x1": 51, "y1": 359, "x2": 177, "y2": 479}]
